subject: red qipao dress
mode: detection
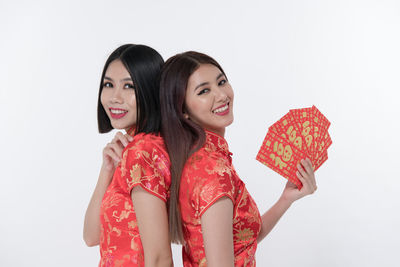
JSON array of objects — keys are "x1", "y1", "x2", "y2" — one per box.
[
  {"x1": 99, "y1": 132, "x2": 171, "y2": 267},
  {"x1": 180, "y1": 130, "x2": 262, "y2": 267}
]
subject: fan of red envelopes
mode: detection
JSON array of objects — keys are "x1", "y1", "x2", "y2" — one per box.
[{"x1": 256, "y1": 106, "x2": 332, "y2": 189}]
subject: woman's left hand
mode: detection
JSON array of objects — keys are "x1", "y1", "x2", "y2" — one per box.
[{"x1": 281, "y1": 158, "x2": 317, "y2": 203}]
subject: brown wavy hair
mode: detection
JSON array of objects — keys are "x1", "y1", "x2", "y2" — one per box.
[{"x1": 159, "y1": 51, "x2": 227, "y2": 243}]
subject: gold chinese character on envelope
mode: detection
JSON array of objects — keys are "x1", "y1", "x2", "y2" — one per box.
[{"x1": 256, "y1": 106, "x2": 331, "y2": 189}]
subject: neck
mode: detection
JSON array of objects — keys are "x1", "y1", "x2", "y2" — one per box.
[{"x1": 206, "y1": 127, "x2": 225, "y2": 137}]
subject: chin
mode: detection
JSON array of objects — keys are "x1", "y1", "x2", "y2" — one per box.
[
  {"x1": 110, "y1": 122, "x2": 128, "y2": 130},
  {"x1": 109, "y1": 116, "x2": 136, "y2": 130},
  {"x1": 224, "y1": 117, "x2": 234, "y2": 127}
]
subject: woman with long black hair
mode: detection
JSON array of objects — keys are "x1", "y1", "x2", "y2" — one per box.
[{"x1": 84, "y1": 44, "x2": 173, "y2": 267}]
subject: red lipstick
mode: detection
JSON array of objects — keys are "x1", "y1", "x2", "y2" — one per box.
[
  {"x1": 212, "y1": 103, "x2": 230, "y2": 116},
  {"x1": 109, "y1": 108, "x2": 128, "y2": 119}
]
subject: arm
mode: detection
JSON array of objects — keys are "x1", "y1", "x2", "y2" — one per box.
[
  {"x1": 83, "y1": 166, "x2": 114, "y2": 246},
  {"x1": 131, "y1": 187, "x2": 173, "y2": 267},
  {"x1": 83, "y1": 132, "x2": 132, "y2": 246},
  {"x1": 201, "y1": 197, "x2": 235, "y2": 267},
  {"x1": 257, "y1": 158, "x2": 317, "y2": 243}
]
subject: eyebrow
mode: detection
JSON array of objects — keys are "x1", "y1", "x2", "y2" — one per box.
[
  {"x1": 104, "y1": 76, "x2": 133, "y2": 82},
  {"x1": 194, "y1": 72, "x2": 225, "y2": 91},
  {"x1": 194, "y1": 81, "x2": 209, "y2": 91}
]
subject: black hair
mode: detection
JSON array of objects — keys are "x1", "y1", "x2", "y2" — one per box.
[{"x1": 97, "y1": 44, "x2": 164, "y2": 134}]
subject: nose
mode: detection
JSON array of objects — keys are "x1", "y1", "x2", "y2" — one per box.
[
  {"x1": 111, "y1": 87, "x2": 123, "y2": 104},
  {"x1": 214, "y1": 87, "x2": 228, "y2": 103}
]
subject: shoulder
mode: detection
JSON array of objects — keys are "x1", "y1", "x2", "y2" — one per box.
[
  {"x1": 120, "y1": 133, "x2": 170, "y2": 180},
  {"x1": 123, "y1": 133, "x2": 168, "y2": 161},
  {"x1": 181, "y1": 148, "x2": 236, "y2": 216},
  {"x1": 127, "y1": 133, "x2": 166, "y2": 152},
  {"x1": 119, "y1": 133, "x2": 171, "y2": 197},
  {"x1": 183, "y1": 148, "x2": 234, "y2": 194},
  {"x1": 186, "y1": 147, "x2": 223, "y2": 168},
  {"x1": 185, "y1": 147, "x2": 230, "y2": 178}
]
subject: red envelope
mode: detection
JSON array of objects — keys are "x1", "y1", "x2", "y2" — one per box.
[
  {"x1": 269, "y1": 111, "x2": 311, "y2": 158},
  {"x1": 311, "y1": 106, "x2": 331, "y2": 152},
  {"x1": 256, "y1": 131, "x2": 307, "y2": 189},
  {"x1": 290, "y1": 108, "x2": 317, "y2": 162},
  {"x1": 257, "y1": 106, "x2": 331, "y2": 188},
  {"x1": 314, "y1": 131, "x2": 332, "y2": 167},
  {"x1": 314, "y1": 150, "x2": 328, "y2": 171}
]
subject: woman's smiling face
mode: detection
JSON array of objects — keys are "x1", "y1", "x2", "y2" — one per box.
[
  {"x1": 184, "y1": 64, "x2": 234, "y2": 136},
  {"x1": 100, "y1": 60, "x2": 137, "y2": 131}
]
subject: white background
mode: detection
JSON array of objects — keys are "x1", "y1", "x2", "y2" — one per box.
[{"x1": 1, "y1": 0, "x2": 399, "y2": 266}]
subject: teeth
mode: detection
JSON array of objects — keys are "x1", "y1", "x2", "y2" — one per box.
[
  {"x1": 213, "y1": 104, "x2": 228, "y2": 113},
  {"x1": 110, "y1": 109, "x2": 127, "y2": 114}
]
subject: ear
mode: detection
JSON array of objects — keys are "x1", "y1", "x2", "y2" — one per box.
[{"x1": 182, "y1": 105, "x2": 190, "y2": 119}]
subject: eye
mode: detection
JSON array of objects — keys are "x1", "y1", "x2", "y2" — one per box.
[
  {"x1": 218, "y1": 79, "x2": 227, "y2": 86},
  {"x1": 197, "y1": 88, "x2": 210, "y2": 95},
  {"x1": 124, "y1": 83, "x2": 135, "y2": 89},
  {"x1": 103, "y1": 82, "x2": 113, "y2": 88}
]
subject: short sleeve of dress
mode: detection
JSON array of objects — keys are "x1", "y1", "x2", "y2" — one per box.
[
  {"x1": 187, "y1": 152, "x2": 236, "y2": 217},
  {"x1": 120, "y1": 134, "x2": 171, "y2": 202}
]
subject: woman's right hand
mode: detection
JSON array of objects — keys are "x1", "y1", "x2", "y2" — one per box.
[
  {"x1": 102, "y1": 131, "x2": 133, "y2": 173},
  {"x1": 281, "y1": 158, "x2": 317, "y2": 203}
]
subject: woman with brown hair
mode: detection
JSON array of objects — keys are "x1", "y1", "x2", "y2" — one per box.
[{"x1": 160, "y1": 51, "x2": 317, "y2": 266}]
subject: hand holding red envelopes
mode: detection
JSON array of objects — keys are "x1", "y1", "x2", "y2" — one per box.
[{"x1": 256, "y1": 106, "x2": 331, "y2": 189}]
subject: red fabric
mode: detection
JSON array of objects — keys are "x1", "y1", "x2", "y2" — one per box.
[
  {"x1": 180, "y1": 131, "x2": 262, "y2": 267},
  {"x1": 99, "y1": 133, "x2": 170, "y2": 267}
]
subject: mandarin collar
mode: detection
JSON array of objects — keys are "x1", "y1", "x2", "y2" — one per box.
[
  {"x1": 204, "y1": 130, "x2": 232, "y2": 158},
  {"x1": 126, "y1": 126, "x2": 136, "y2": 137}
]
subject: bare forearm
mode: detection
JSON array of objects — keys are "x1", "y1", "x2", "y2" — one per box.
[
  {"x1": 142, "y1": 237, "x2": 173, "y2": 267},
  {"x1": 257, "y1": 196, "x2": 293, "y2": 243},
  {"x1": 131, "y1": 187, "x2": 173, "y2": 266},
  {"x1": 201, "y1": 198, "x2": 235, "y2": 267},
  {"x1": 144, "y1": 253, "x2": 174, "y2": 267},
  {"x1": 83, "y1": 166, "x2": 113, "y2": 246}
]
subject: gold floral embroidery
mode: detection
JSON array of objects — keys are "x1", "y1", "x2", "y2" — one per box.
[
  {"x1": 99, "y1": 133, "x2": 170, "y2": 266},
  {"x1": 129, "y1": 232, "x2": 141, "y2": 251},
  {"x1": 198, "y1": 257, "x2": 207, "y2": 267},
  {"x1": 112, "y1": 201, "x2": 134, "y2": 222},
  {"x1": 235, "y1": 228, "x2": 254, "y2": 241},
  {"x1": 180, "y1": 131, "x2": 262, "y2": 266},
  {"x1": 128, "y1": 220, "x2": 137, "y2": 229},
  {"x1": 128, "y1": 163, "x2": 142, "y2": 186}
]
